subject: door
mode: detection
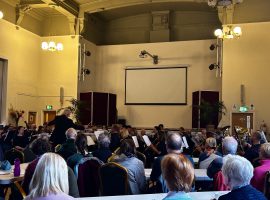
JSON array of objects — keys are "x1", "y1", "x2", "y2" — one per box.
[{"x1": 43, "y1": 111, "x2": 56, "y2": 124}]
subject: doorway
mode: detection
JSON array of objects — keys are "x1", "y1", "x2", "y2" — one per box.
[{"x1": 43, "y1": 110, "x2": 56, "y2": 124}]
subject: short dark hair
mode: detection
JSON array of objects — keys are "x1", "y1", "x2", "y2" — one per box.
[
  {"x1": 253, "y1": 131, "x2": 262, "y2": 141},
  {"x1": 166, "y1": 132, "x2": 182, "y2": 151},
  {"x1": 30, "y1": 138, "x2": 51, "y2": 156},
  {"x1": 120, "y1": 139, "x2": 136, "y2": 157},
  {"x1": 75, "y1": 133, "x2": 88, "y2": 156}
]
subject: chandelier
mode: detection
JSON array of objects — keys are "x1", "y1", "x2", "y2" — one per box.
[
  {"x1": 41, "y1": 41, "x2": 63, "y2": 51},
  {"x1": 214, "y1": 25, "x2": 242, "y2": 39}
]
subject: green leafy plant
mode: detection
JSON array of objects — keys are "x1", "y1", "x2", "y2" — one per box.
[
  {"x1": 194, "y1": 100, "x2": 226, "y2": 125},
  {"x1": 58, "y1": 98, "x2": 90, "y2": 124}
]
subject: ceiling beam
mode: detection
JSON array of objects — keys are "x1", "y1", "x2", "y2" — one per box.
[
  {"x1": 41, "y1": 0, "x2": 79, "y2": 17},
  {"x1": 80, "y1": 0, "x2": 207, "y2": 13}
]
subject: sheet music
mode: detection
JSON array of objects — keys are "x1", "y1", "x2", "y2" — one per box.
[
  {"x1": 182, "y1": 136, "x2": 189, "y2": 148},
  {"x1": 86, "y1": 136, "x2": 95, "y2": 146},
  {"x1": 132, "y1": 136, "x2": 139, "y2": 148},
  {"x1": 142, "y1": 135, "x2": 152, "y2": 147}
]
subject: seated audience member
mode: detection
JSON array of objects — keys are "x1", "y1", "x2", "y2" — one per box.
[
  {"x1": 92, "y1": 133, "x2": 112, "y2": 163},
  {"x1": 120, "y1": 125, "x2": 130, "y2": 140},
  {"x1": 251, "y1": 143, "x2": 270, "y2": 192},
  {"x1": 161, "y1": 154, "x2": 194, "y2": 200},
  {"x1": 58, "y1": 128, "x2": 77, "y2": 160},
  {"x1": 109, "y1": 125, "x2": 121, "y2": 152},
  {"x1": 22, "y1": 137, "x2": 52, "y2": 194},
  {"x1": 244, "y1": 131, "x2": 262, "y2": 164},
  {"x1": 207, "y1": 136, "x2": 238, "y2": 191},
  {"x1": 67, "y1": 133, "x2": 92, "y2": 170},
  {"x1": 150, "y1": 132, "x2": 194, "y2": 182},
  {"x1": 25, "y1": 153, "x2": 74, "y2": 200},
  {"x1": 199, "y1": 137, "x2": 219, "y2": 169},
  {"x1": 219, "y1": 155, "x2": 267, "y2": 200},
  {"x1": 23, "y1": 137, "x2": 79, "y2": 197},
  {"x1": 13, "y1": 126, "x2": 29, "y2": 151},
  {"x1": 110, "y1": 139, "x2": 146, "y2": 194}
]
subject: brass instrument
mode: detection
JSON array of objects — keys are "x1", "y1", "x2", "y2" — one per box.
[{"x1": 234, "y1": 126, "x2": 251, "y2": 151}]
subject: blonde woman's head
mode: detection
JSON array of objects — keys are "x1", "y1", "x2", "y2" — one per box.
[{"x1": 28, "y1": 153, "x2": 69, "y2": 198}]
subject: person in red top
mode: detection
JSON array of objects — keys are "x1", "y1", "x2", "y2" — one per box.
[{"x1": 251, "y1": 143, "x2": 270, "y2": 192}]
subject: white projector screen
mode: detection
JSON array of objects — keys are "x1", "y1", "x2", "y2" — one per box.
[{"x1": 125, "y1": 67, "x2": 187, "y2": 105}]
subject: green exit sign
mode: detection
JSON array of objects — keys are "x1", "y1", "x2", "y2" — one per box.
[{"x1": 46, "y1": 105, "x2": 53, "y2": 110}]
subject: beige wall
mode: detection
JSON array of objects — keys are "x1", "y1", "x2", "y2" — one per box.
[
  {"x1": 38, "y1": 35, "x2": 79, "y2": 124},
  {"x1": 79, "y1": 39, "x2": 221, "y2": 128},
  {"x1": 0, "y1": 19, "x2": 40, "y2": 123},
  {"x1": 222, "y1": 22, "x2": 270, "y2": 130},
  {"x1": 0, "y1": 19, "x2": 79, "y2": 125},
  {"x1": 78, "y1": 38, "x2": 97, "y2": 93}
]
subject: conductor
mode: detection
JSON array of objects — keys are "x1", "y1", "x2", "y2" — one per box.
[{"x1": 48, "y1": 108, "x2": 84, "y2": 145}]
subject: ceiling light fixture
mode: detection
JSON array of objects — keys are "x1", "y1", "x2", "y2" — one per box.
[
  {"x1": 41, "y1": 41, "x2": 63, "y2": 51},
  {"x1": 0, "y1": 11, "x2": 4, "y2": 19},
  {"x1": 214, "y1": 25, "x2": 242, "y2": 39}
]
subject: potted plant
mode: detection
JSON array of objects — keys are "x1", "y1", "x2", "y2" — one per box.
[
  {"x1": 194, "y1": 100, "x2": 226, "y2": 130},
  {"x1": 8, "y1": 105, "x2": 25, "y2": 127},
  {"x1": 57, "y1": 98, "x2": 90, "y2": 124}
]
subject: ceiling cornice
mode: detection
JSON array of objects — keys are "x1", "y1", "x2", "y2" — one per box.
[{"x1": 80, "y1": 0, "x2": 208, "y2": 13}]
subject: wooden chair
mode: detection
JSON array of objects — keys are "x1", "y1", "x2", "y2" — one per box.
[
  {"x1": 264, "y1": 170, "x2": 270, "y2": 199},
  {"x1": 75, "y1": 157, "x2": 103, "y2": 197},
  {"x1": 4, "y1": 148, "x2": 24, "y2": 164},
  {"x1": 136, "y1": 151, "x2": 146, "y2": 167},
  {"x1": 8, "y1": 181, "x2": 26, "y2": 200},
  {"x1": 100, "y1": 162, "x2": 129, "y2": 196}
]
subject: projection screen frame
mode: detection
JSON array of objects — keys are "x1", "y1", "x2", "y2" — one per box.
[{"x1": 125, "y1": 66, "x2": 188, "y2": 105}]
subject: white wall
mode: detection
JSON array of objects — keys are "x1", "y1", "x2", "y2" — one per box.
[{"x1": 79, "y1": 39, "x2": 222, "y2": 128}]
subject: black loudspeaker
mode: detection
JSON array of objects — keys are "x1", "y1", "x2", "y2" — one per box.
[
  {"x1": 79, "y1": 92, "x2": 117, "y2": 126},
  {"x1": 192, "y1": 91, "x2": 219, "y2": 129}
]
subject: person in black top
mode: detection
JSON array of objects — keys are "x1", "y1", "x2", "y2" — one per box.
[
  {"x1": 219, "y1": 154, "x2": 266, "y2": 200},
  {"x1": 48, "y1": 109, "x2": 84, "y2": 145},
  {"x1": 244, "y1": 131, "x2": 262, "y2": 165},
  {"x1": 13, "y1": 126, "x2": 29, "y2": 151}
]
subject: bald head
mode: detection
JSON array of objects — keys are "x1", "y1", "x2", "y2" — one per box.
[
  {"x1": 65, "y1": 128, "x2": 77, "y2": 139},
  {"x1": 166, "y1": 132, "x2": 182, "y2": 153}
]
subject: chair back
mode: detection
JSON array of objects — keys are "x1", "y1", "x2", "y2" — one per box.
[
  {"x1": 75, "y1": 157, "x2": 103, "y2": 197},
  {"x1": 4, "y1": 148, "x2": 24, "y2": 164},
  {"x1": 264, "y1": 170, "x2": 270, "y2": 199},
  {"x1": 100, "y1": 162, "x2": 129, "y2": 196},
  {"x1": 136, "y1": 151, "x2": 146, "y2": 167}
]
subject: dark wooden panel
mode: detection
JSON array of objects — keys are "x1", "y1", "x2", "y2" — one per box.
[
  {"x1": 93, "y1": 92, "x2": 108, "y2": 126},
  {"x1": 108, "y1": 94, "x2": 117, "y2": 126},
  {"x1": 79, "y1": 92, "x2": 92, "y2": 125}
]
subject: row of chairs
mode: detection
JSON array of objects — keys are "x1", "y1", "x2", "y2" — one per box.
[{"x1": 76, "y1": 157, "x2": 130, "y2": 197}]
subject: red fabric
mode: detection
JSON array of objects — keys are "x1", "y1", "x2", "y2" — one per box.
[{"x1": 213, "y1": 171, "x2": 230, "y2": 191}]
